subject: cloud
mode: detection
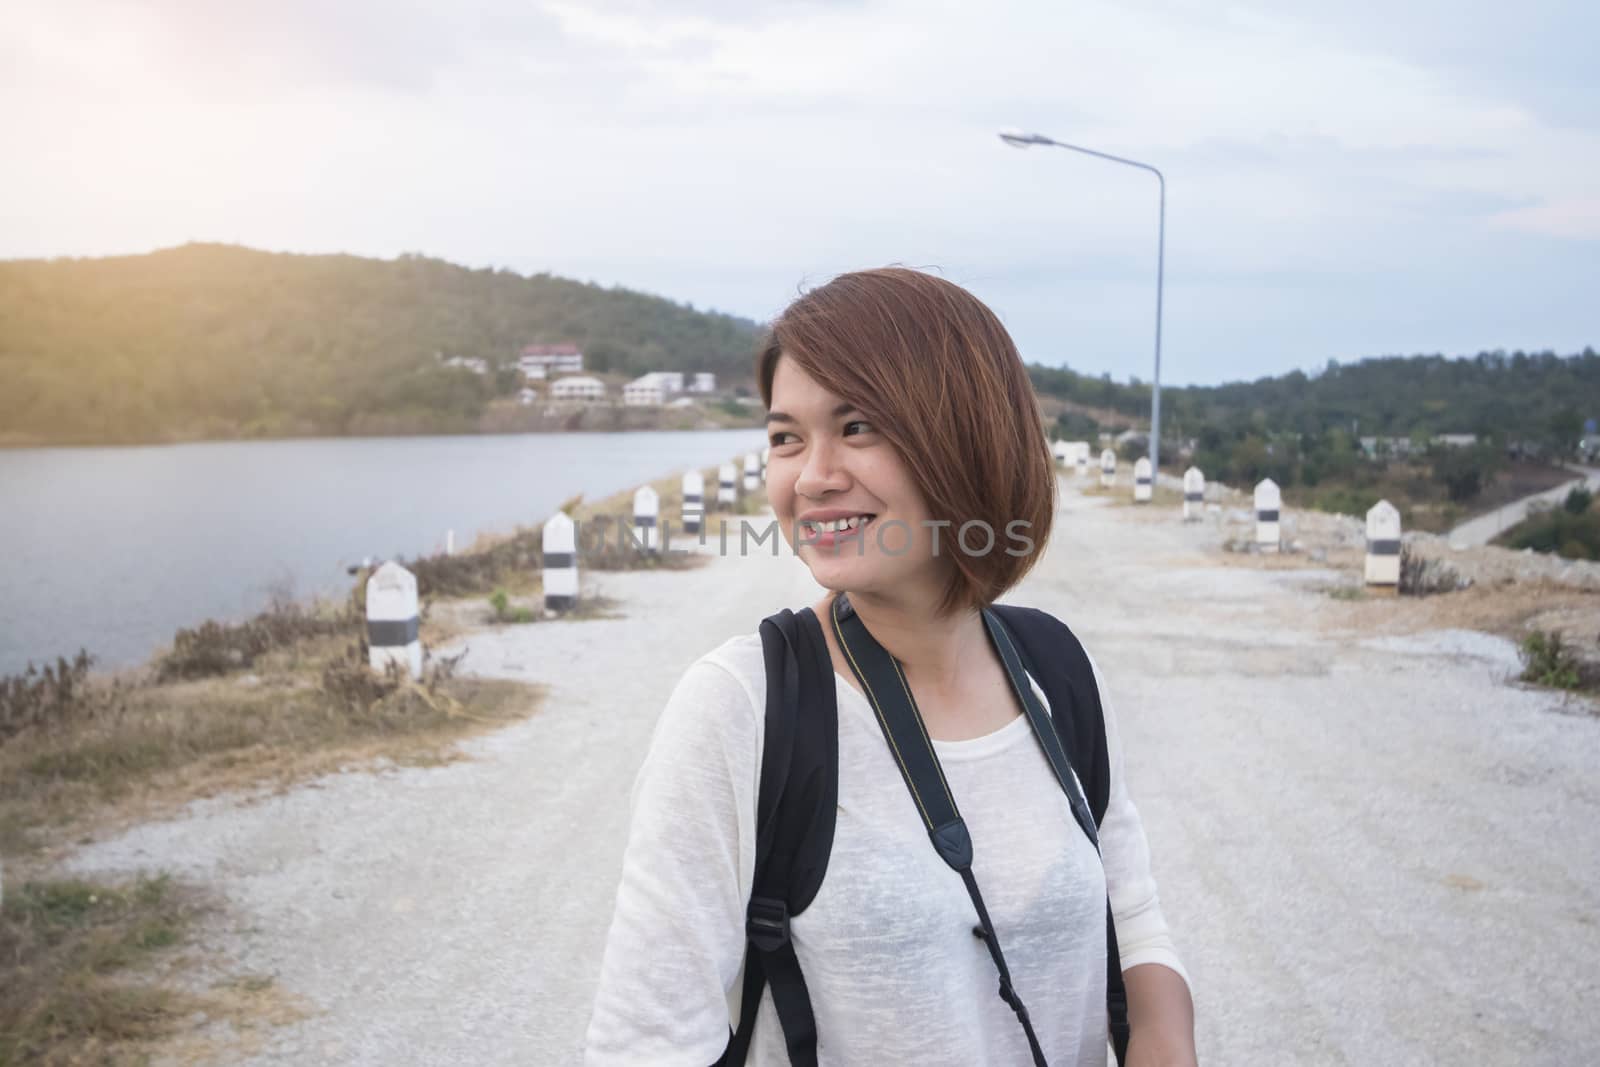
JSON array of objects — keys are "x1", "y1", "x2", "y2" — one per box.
[{"x1": 0, "y1": 0, "x2": 1593, "y2": 384}]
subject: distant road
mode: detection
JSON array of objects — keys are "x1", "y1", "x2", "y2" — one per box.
[{"x1": 1447, "y1": 465, "x2": 1600, "y2": 547}]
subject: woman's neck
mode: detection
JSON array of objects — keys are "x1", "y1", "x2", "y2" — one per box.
[{"x1": 825, "y1": 587, "x2": 988, "y2": 693}]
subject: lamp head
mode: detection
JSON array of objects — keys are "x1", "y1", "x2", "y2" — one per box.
[{"x1": 998, "y1": 128, "x2": 1051, "y2": 148}]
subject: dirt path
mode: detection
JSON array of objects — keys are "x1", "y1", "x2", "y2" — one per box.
[{"x1": 64, "y1": 484, "x2": 1600, "y2": 1065}]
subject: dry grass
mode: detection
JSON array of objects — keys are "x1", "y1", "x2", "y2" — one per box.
[
  {"x1": 0, "y1": 872, "x2": 206, "y2": 1066},
  {"x1": 0, "y1": 872, "x2": 312, "y2": 1067},
  {"x1": 0, "y1": 628, "x2": 540, "y2": 860}
]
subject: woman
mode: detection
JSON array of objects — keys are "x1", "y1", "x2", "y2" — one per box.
[{"x1": 586, "y1": 269, "x2": 1195, "y2": 1065}]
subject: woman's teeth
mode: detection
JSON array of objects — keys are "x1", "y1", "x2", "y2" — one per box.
[{"x1": 805, "y1": 515, "x2": 874, "y2": 534}]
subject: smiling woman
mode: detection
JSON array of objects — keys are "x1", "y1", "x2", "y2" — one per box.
[
  {"x1": 586, "y1": 268, "x2": 1195, "y2": 1067},
  {"x1": 757, "y1": 269, "x2": 1055, "y2": 616}
]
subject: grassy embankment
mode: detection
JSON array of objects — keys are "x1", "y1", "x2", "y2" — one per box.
[{"x1": 0, "y1": 453, "x2": 765, "y2": 1063}]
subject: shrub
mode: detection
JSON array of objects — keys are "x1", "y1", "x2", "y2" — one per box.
[
  {"x1": 0, "y1": 651, "x2": 127, "y2": 743},
  {"x1": 1564, "y1": 486, "x2": 1593, "y2": 515},
  {"x1": 318, "y1": 637, "x2": 467, "y2": 717},
  {"x1": 1500, "y1": 502, "x2": 1600, "y2": 560},
  {"x1": 1519, "y1": 630, "x2": 1583, "y2": 690},
  {"x1": 488, "y1": 588, "x2": 536, "y2": 624},
  {"x1": 1398, "y1": 546, "x2": 1470, "y2": 597},
  {"x1": 156, "y1": 596, "x2": 349, "y2": 682}
]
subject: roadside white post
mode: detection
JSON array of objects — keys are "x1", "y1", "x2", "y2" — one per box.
[
  {"x1": 633, "y1": 486, "x2": 660, "y2": 555},
  {"x1": 446, "y1": 529, "x2": 454, "y2": 556},
  {"x1": 542, "y1": 511, "x2": 579, "y2": 613},
  {"x1": 1133, "y1": 457, "x2": 1153, "y2": 503},
  {"x1": 1365, "y1": 499, "x2": 1401, "y2": 590},
  {"x1": 743, "y1": 452, "x2": 761, "y2": 493},
  {"x1": 718, "y1": 462, "x2": 738, "y2": 507},
  {"x1": 1100, "y1": 449, "x2": 1116, "y2": 488},
  {"x1": 1183, "y1": 467, "x2": 1205, "y2": 521},
  {"x1": 1075, "y1": 443, "x2": 1089, "y2": 478},
  {"x1": 366, "y1": 561, "x2": 422, "y2": 680},
  {"x1": 681, "y1": 470, "x2": 705, "y2": 535},
  {"x1": 1255, "y1": 478, "x2": 1282, "y2": 552},
  {"x1": 1052, "y1": 440, "x2": 1069, "y2": 464}
]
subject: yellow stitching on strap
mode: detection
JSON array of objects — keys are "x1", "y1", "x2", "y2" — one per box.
[
  {"x1": 886, "y1": 656, "x2": 958, "y2": 813},
  {"x1": 831, "y1": 599, "x2": 934, "y2": 828}
]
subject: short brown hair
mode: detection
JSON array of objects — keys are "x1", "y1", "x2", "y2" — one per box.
[{"x1": 757, "y1": 268, "x2": 1055, "y2": 614}]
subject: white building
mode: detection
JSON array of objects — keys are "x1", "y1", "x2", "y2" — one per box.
[
  {"x1": 519, "y1": 343, "x2": 584, "y2": 381},
  {"x1": 441, "y1": 354, "x2": 488, "y2": 375},
  {"x1": 624, "y1": 376, "x2": 665, "y2": 407},
  {"x1": 517, "y1": 387, "x2": 539, "y2": 406},
  {"x1": 550, "y1": 375, "x2": 606, "y2": 404},
  {"x1": 690, "y1": 372, "x2": 716, "y2": 394},
  {"x1": 652, "y1": 371, "x2": 684, "y2": 394}
]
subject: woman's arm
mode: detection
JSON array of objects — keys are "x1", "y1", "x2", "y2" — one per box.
[
  {"x1": 1085, "y1": 651, "x2": 1198, "y2": 1064},
  {"x1": 584, "y1": 655, "x2": 763, "y2": 1065},
  {"x1": 1125, "y1": 963, "x2": 1198, "y2": 1066}
]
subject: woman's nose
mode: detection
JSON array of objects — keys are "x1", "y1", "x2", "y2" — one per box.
[{"x1": 794, "y1": 439, "x2": 851, "y2": 498}]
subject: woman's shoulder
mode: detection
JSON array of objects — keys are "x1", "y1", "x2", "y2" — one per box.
[
  {"x1": 696, "y1": 630, "x2": 766, "y2": 686},
  {"x1": 659, "y1": 630, "x2": 768, "y2": 732}
]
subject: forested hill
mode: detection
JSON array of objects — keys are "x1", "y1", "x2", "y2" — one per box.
[
  {"x1": 0, "y1": 244, "x2": 761, "y2": 445},
  {"x1": 1030, "y1": 348, "x2": 1599, "y2": 451}
]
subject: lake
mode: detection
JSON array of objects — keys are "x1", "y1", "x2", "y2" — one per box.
[{"x1": 0, "y1": 429, "x2": 768, "y2": 675}]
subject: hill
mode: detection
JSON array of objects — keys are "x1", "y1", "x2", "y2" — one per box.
[
  {"x1": 0, "y1": 244, "x2": 762, "y2": 445},
  {"x1": 1030, "y1": 349, "x2": 1599, "y2": 454}
]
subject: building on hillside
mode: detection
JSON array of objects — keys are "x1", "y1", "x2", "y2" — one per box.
[
  {"x1": 1434, "y1": 433, "x2": 1479, "y2": 448},
  {"x1": 441, "y1": 354, "x2": 488, "y2": 375},
  {"x1": 1359, "y1": 436, "x2": 1414, "y2": 458},
  {"x1": 690, "y1": 372, "x2": 716, "y2": 394},
  {"x1": 519, "y1": 343, "x2": 584, "y2": 381},
  {"x1": 550, "y1": 375, "x2": 606, "y2": 404},
  {"x1": 624, "y1": 375, "x2": 666, "y2": 407},
  {"x1": 517, "y1": 387, "x2": 539, "y2": 406}
]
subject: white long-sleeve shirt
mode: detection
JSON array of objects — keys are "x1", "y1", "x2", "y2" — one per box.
[{"x1": 585, "y1": 630, "x2": 1188, "y2": 1066}]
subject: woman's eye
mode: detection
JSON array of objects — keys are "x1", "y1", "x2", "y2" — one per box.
[
  {"x1": 769, "y1": 431, "x2": 797, "y2": 446},
  {"x1": 843, "y1": 420, "x2": 874, "y2": 436}
]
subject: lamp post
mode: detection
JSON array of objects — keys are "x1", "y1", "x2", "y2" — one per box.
[{"x1": 999, "y1": 129, "x2": 1166, "y2": 479}]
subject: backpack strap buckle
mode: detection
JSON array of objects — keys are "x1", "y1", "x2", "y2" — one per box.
[{"x1": 747, "y1": 895, "x2": 790, "y2": 953}]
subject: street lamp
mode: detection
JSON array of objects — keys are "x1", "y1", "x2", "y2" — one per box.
[{"x1": 999, "y1": 128, "x2": 1167, "y2": 479}]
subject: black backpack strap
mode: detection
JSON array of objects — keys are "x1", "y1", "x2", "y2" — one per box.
[
  {"x1": 987, "y1": 604, "x2": 1130, "y2": 1066},
  {"x1": 830, "y1": 594, "x2": 1050, "y2": 1067},
  {"x1": 719, "y1": 608, "x2": 837, "y2": 1067},
  {"x1": 987, "y1": 605, "x2": 1112, "y2": 822}
]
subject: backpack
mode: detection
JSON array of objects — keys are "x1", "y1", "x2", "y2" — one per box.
[{"x1": 717, "y1": 601, "x2": 1130, "y2": 1066}]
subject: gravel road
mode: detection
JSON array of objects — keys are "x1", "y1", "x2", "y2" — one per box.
[{"x1": 65, "y1": 482, "x2": 1600, "y2": 1065}]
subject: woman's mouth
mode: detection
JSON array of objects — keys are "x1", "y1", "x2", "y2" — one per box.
[{"x1": 800, "y1": 514, "x2": 877, "y2": 546}]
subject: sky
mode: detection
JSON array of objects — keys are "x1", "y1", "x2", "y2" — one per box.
[{"x1": 1, "y1": 0, "x2": 1596, "y2": 385}]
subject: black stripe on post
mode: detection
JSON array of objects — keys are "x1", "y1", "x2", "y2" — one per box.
[
  {"x1": 1257, "y1": 509, "x2": 1280, "y2": 522},
  {"x1": 368, "y1": 617, "x2": 419, "y2": 647},
  {"x1": 543, "y1": 552, "x2": 575, "y2": 569},
  {"x1": 635, "y1": 516, "x2": 657, "y2": 528},
  {"x1": 1136, "y1": 477, "x2": 1152, "y2": 485},
  {"x1": 684, "y1": 493, "x2": 702, "y2": 504},
  {"x1": 1368, "y1": 539, "x2": 1401, "y2": 555},
  {"x1": 1185, "y1": 492, "x2": 1202, "y2": 501}
]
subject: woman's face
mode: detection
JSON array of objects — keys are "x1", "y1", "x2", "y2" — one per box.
[{"x1": 765, "y1": 354, "x2": 948, "y2": 603}]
